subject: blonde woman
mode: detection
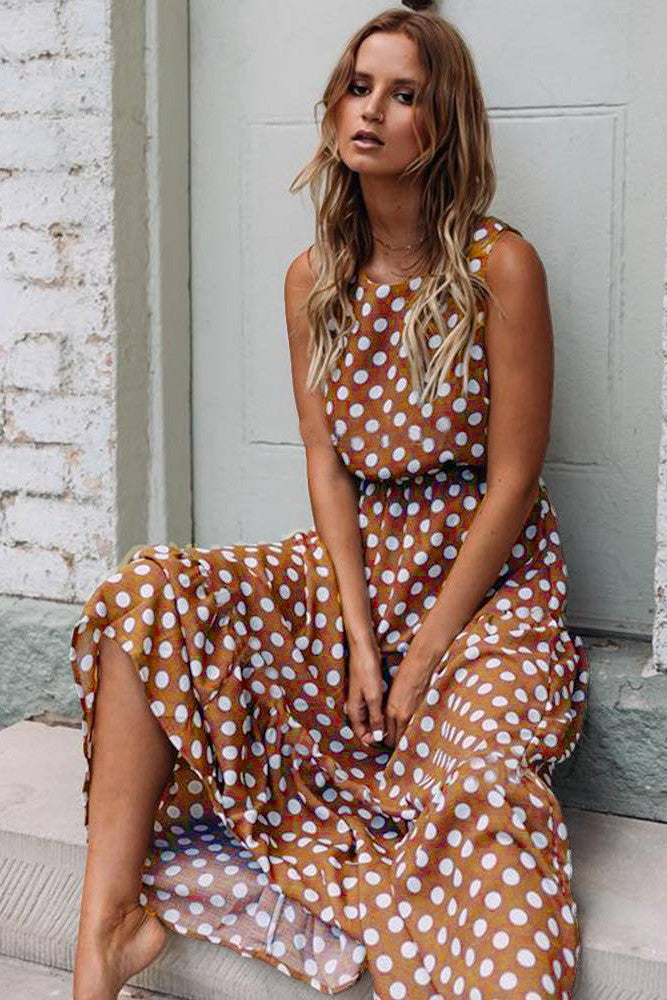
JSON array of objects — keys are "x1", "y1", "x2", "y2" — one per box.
[{"x1": 69, "y1": 4, "x2": 589, "y2": 998}]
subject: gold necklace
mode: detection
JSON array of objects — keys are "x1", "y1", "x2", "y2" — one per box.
[
  {"x1": 367, "y1": 230, "x2": 428, "y2": 280},
  {"x1": 372, "y1": 230, "x2": 427, "y2": 252}
]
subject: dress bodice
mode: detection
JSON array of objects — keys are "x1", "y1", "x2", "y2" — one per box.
[{"x1": 323, "y1": 216, "x2": 521, "y2": 483}]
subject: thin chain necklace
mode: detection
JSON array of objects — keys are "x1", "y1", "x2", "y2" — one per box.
[
  {"x1": 368, "y1": 229, "x2": 428, "y2": 280},
  {"x1": 372, "y1": 229, "x2": 427, "y2": 252}
]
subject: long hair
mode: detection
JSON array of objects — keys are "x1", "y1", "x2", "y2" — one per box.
[{"x1": 289, "y1": 5, "x2": 502, "y2": 405}]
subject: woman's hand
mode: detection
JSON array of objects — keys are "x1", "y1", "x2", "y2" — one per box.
[
  {"x1": 343, "y1": 637, "x2": 386, "y2": 748},
  {"x1": 383, "y1": 647, "x2": 437, "y2": 750}
]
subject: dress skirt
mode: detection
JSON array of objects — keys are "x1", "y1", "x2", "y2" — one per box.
[{"x1": 69, "y1": 527, "x2": 589, "y2": 999}]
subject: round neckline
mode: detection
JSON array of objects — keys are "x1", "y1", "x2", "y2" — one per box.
[
  {"x1": 356, "y1": 214, "x2": 503, "y2": 288},
  {"x1": 358, "y1": 266, "x2": 423, "y2": 288}
]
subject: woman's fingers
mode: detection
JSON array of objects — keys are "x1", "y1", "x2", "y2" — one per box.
[
  {"x1": 345, "y1": 662, "x2": 388, "y2": 748},
  {"x1": 346, "y1": 696, "x2": 383, "y2": 746},
  {"x1": 384, "y1": 709, "x2": 411, "y2": 749},
  {"x1": 366, "y1": 692, "x2": 385, "y2": 743},
  {"x1": 385, "y1": 708, "x2": 398, "y2": 748},
  {"x1": 345, "y1": 698, "x2": 370, "y2": 745}
]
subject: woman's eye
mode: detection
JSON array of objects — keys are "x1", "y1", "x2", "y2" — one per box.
[{"x1": 348, "y1": 82, "x2": 415, "y2": 104}]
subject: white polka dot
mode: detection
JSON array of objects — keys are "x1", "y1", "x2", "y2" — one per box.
[{"x1": 499, "y1": 971, "x2": 518, "y2": 990}]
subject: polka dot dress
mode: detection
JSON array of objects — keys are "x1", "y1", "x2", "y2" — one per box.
[{"x1": 70, "y1": 214, "x2": 590, "y2": 999}]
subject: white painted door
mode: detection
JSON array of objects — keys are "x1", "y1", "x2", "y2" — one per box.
[{"x1": 189, "y1": 0, "x2": 667, "y2": 639}]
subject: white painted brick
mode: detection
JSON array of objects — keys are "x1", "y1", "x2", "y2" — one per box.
[
  {"x1": 0, "y1": 115, "x2": 111, "y2": 172},
  {"x1": 0, "y1": 1, "x2": 118, "y2": 603},
  {"x1": 62, "y1": 336, "x2": 112, "y2": 395},
  {"x1": 0, "y1": 53, "x2": 110, "y2": 116},
  {"x1": 1, "y1": 226, "x2": 64, "y2": 283},
  {"x1": 62, "y1": 226, "x2": 113, "y2": 286},
  {"x1": 0, "y1": 442, "x2": 68, "y2": 493},
  {"x1": 62, "y1": 0, "x2": 109, "y2": 56},
  {"x1": 5, "y1": 390, "x2": 111, "y2": 447},
  {"x1": 4, "y1": 494, "x2": 111, "y2": 557},
  {"x1": 5, "y1": 333, "x2": 62, "y2": 390},
  {"x1": 0, "y1": 277, "x2": 111, "y2": 343},
  {"x1": 68, "y1": 441, "x2": 113, "y2": 500},
  {"x1": 0, "y1": 543, "x2": 72, "y2": 600},
  {"x1": 0, "y1": 171, "x2": 111, "y2": 228},
  {"x1": 0, "y1": 5, "x2": 61, "y2": 60},
  {"x1": 73, "y1": 552, "x2": 113, "y2": 603}
]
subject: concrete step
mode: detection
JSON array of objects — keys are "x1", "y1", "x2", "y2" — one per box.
[
  {"x1": 0, "y1": 953, "x2": 181, "y2": 998},
  {"x1": 0, "y1": 719, "x2": 665, "y2": 1000}
]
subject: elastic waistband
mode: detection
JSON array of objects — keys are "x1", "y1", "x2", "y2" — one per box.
[{"x1": 357, "y1": 461, "x2": 486, "y2": 494}]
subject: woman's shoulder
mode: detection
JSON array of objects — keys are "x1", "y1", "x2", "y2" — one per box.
[
  {"x1": 473, "y1": 216, "x2": 547, "y2": 300},
  {"x1": 285, "y1": 244, "x2": 319, "y2": 292},
  {"x1": 467, "y1": 214, "x2": 530, "y2": 278},
  {"x1": 472, "y1": 214, "x2": 524, "y2": 249}
]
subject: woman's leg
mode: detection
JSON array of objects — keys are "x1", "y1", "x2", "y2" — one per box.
[{"x1": 73, "y1": 634, "x2": 177, "y2": 1000}]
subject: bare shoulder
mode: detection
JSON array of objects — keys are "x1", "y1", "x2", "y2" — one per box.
[
  {"x1": 484, "y1": 228, "x2": 553, "y2": 350},
  {"x1": 285, "y1": 244, "x2": 319, "y2": 295},
  {"x1": 486, "y1": 229, "x2": 547, "y2": 293}
]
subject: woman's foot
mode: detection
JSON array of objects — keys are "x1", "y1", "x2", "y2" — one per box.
[{"x1": 72, "y1": 903, "x2": 168, "y2": 1000}]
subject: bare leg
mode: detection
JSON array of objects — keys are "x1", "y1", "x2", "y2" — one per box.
[{"x1": 73, "y1": 635, "x2": 178, "y2": 1000}]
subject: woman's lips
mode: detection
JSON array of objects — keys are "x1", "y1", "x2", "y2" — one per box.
[{"x1": 352, "y1": 136, "x2": 383, "y2": 148}]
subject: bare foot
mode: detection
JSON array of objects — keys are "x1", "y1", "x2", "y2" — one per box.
[{"x1": 73, "y1": 903, "x2": 168, "y2": 1000}]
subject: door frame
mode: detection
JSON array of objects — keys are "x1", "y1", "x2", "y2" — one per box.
[{"x1": 118, "y1": 0, "x2": 192, "y2": 552}]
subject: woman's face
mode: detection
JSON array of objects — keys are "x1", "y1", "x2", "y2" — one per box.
[{"x1": 335, "y1": 31, "x2": 428, "y2": 178}]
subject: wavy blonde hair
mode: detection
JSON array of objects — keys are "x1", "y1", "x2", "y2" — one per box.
[{"x1": 289, "y1": 5, "x2": 504, "y2": 405}]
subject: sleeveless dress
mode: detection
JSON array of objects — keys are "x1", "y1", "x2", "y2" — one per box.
[{"x1": 69, "y1": 214, "x2": 590, "y2": 1000}]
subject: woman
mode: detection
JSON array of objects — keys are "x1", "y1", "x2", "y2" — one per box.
[{"x1": 69, "y1": 4, "x2": 589, "y2": 998}]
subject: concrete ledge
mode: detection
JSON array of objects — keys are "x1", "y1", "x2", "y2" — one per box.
[
  {"x1": 552, "y1": 634, "x2": 667, "y2": 821},
  {"x1": 1, "y1": 720, "x2": 666, "y2": 999},
  {"x1": 0, "y1": 595, "x2": 81, "y2": 729}
]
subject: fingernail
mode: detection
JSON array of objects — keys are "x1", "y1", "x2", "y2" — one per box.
[{"x1": 372, "y1": 729, "x2": 385, "y2": 742}]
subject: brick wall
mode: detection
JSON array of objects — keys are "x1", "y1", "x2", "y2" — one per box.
[{"x1": 0, "y1": 0, "x2": 116, "y2": 605}]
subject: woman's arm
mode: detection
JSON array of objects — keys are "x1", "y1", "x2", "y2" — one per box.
[
  {"x1": 407, "y1": 232, "x2": 554, "y2": 677},
  {"x1": 284, "y1": 249, "x2": 376, "y2": 653}
]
